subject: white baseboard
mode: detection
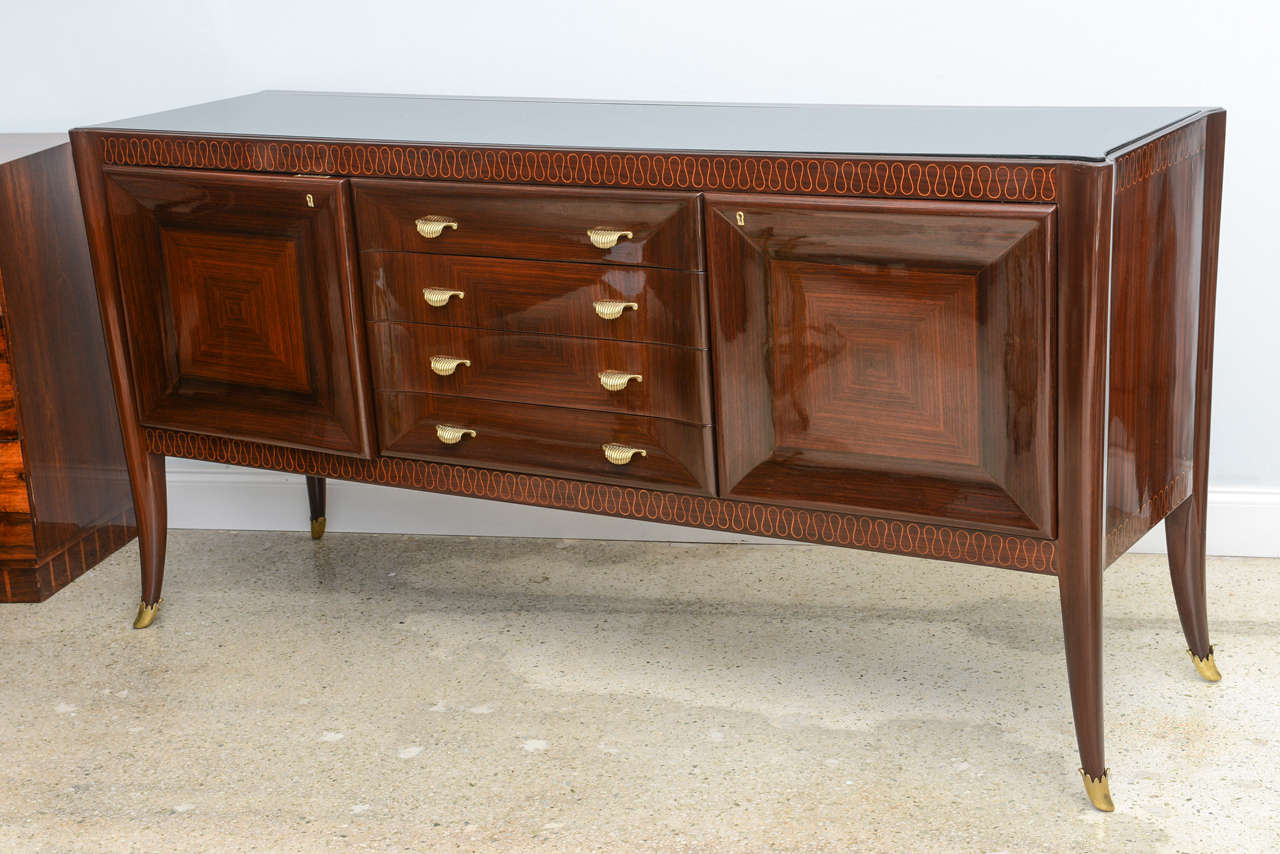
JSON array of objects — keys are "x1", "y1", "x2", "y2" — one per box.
[{"x1": 163, "y1": 459, "x2": 1280, "y2": 556}]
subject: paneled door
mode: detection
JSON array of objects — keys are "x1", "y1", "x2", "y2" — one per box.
[
  {"x1": 705, "y1": 195, "x2": 1056, "y2": 535},
  {"x1": 103, "y1": 168, "x2": 373, "y2": 456}
]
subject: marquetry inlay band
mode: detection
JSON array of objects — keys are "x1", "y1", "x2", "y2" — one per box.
[
  {"x1": 144, "y1": 428, "x2": 1058, "y2": 574},
  {"x1": 98, "y1": 134, "x2": 1059, "y2": 202},
  {"x1": 1114, "y1": 121, "x2": 1206, "y2": 193},
  {"x1": 1105, "y1": 470, "x2": 1192, "y2": 566}
]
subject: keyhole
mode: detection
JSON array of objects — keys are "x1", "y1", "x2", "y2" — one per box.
[
  {"x1": 306, "y1": 193, "x2": 315, "y2": 208},
  {"x1": 735, "y1": 211, "x2": 745, "y2": 226}
]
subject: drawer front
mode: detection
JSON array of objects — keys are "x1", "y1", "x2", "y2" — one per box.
[
  {"x1": 363, "y1": 252, "x2": 708, "y2": 347},
  {"x1": 377, "y1": 392, "x2": 715, "y2": 494},
  {"x1": 352, "y1": 180, "x2": 701, "y2": 270},
  {"x1": 369, "y1": 323, "x2": 711, "y2": 424}
]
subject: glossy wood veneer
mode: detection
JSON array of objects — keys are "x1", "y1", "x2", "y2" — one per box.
[
  {"x1": 705, "y1": 195, "x2": 1056, "y2": 534},
  {"x1": 362, "y1": 252, "x2": 708, "y2": 347},
  {"x1": 369, "y1": 322, "x2": 712, "y2": 425},
  {"x1": 353, "y1": 180, "x2": 702, "y2": 271},
  {"x1": 1104, "y1": 120, "x2": 1207, "y2": 563},
  {"x1": 0, "y1": 138, "x2": 135, "y2": 601},
  {"x1": 102, "y1": 167, "x2": 375, "y2": 457},
  {"x1": 378, "y1": 391, "x2": 715, "y2": 494}
]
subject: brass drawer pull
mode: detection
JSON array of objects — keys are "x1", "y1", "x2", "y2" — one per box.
[
  {"x1": 429, "y1": 355, "x2": 471, "y2": 376},
  {"x1": 415, "y1": 215, "x2": 459, "y2": 239},
  {"x1": 602, "y1": 443, "x2": 646, "y2": 465},
  {"x1": 593, "y1": 300, "x2": 639, "y2": 320},
  {"x1": 598, "y1": 370, "x2": 643, "y2": 392},
  {"x1": 435, "y1": 425, "x2": 476, "y2": 445},
  {"x1": 422, "y1": 288, "x2": 465, "y2": 307},
  {"x1": 587, "y1": 227, "x2": 633, "y2": 249}
]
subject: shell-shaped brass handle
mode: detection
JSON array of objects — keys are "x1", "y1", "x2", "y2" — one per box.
[
  {"x1": 422, "y1": 288, "x2": 465, "y2": 307},
  {"x1": 436, "y1": 425, "x2": 477, "y2": 445},
  {"x1": 587, "y1": 227, "x2": 633, "y2": 249},
  {"x1": 415, "y1": 215, "x2": 459, "y2": 239},
  {"x1": 602, "y1": 443, "x2": 647, "y2": 465},
  {"x1": 429, "y1": 355, "x2": 471, "y2": 376},
  {"x1": 598, "y1": 370, "x2": 643, "y2": 392},
  {"x1": 593, "y1": 300, "x2": 639, "y2": 320}
]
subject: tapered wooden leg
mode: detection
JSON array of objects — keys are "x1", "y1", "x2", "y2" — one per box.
[
  {"x1": 306, "y1": 475, "x2": 326, "y2": 539},
  {"x1": 133, "y1": 452, "x2": 167, "y2": 629},
  {"x1": 1169, "y1": 112, "x2": 1226, "y2": 682},
  {"x1": 1165, "y1": 496, "x2": 1219, "y2": 680},
  {"x1": 1053, "y1": 163, "x2": 1116, "y2": 811},
  {"x1": 1059, "y1": 561, "x2": 1111, "y2": 811}
]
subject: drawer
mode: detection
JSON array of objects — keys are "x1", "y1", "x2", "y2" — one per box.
[
  {"x1": 369, "y1": 323, "x2": 711, "y2": 425},
  {"x1": 352, "y1": 180, "x2": 701, "y2": 270},
  {"x1": 362, "y1": 252, "x2": 707, "y2": 347},
  {"x1": 377, "y1": 392, "x2": 715, "y2": 495}
]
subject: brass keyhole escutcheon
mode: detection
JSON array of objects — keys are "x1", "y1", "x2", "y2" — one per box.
[{"x1": 736, "y1": 210, "x2": 745, "y2": 226}]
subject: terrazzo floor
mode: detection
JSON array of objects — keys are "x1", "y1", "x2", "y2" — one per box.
[{"x1": 0, "y1": 530, "x2": 1276, "y2": 852}]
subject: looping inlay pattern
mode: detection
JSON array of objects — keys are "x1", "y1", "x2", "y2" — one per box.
[
  {"x1": 1114, "y1": 121, "x2": 1206, "y2": 192},
  {"x1": 145, "y1": 429, "x2": 1057, "y2": 574},
  {"x1": 1105, "y1": 470, "x2": 1192, "y2": 565},
  {"x1": 99, "y1": 134, "x2": 1059, "y2": 202}
]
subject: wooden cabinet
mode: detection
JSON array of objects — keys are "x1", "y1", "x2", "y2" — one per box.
[
  {"x1": 69, "y1": 93, "x2": 1226, "y2": 812},
  {"x1": 705, "y1": 196, "x2": 1055, "y2": 534},
  {"x1": 0, "y1": 136, "x2": 134, "y2": 602},
  {"x1": 101, "y1": 168, "x2": 374, "y2": 456}
]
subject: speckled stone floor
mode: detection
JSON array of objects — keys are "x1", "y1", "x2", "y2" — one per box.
[{"x1": 0, "y1": 531, "x2": 1276, "y2": 853}]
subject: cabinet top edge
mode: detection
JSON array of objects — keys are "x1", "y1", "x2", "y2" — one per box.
[
  {"x1": 0, "y1": 133, "x2": 69, "y2": 167},
  {"x1": 79, "y1": 91, "x2": 1216, "y2": 163}
]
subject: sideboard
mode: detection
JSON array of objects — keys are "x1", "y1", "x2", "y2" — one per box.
[{"x1": 70, "y1": 92, "x2": 1225, "y2": 811}]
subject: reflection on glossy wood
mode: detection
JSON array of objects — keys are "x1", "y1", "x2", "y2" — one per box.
[
  {"x1": 362, "y1": 252, "x2": 708, "y2": 347},
  {"x1": 352, "y1": 180, "x2": 702, "y2": 270},
  {"x1": 705, "y1": 194, "x2": 1056, "y2": 534},
  {"x1": 102, "y1": 167, "x2": 375, "y2": 456},
  {"x1": 369, "y1": 323, "x2": 711, "y2": 425},
  {"x1": 1104, "y1": 119, "x2": 1207, "y2": 564},
  {"x1": 0, "y1": 139, "x2": 134, "y2": 601},
  {"x1": 378, "y1": 392, "x2": 715, "y2": 494}
]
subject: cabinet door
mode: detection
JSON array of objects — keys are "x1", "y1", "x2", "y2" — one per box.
[
  {"x1": 104, "y1": 168, "x2": 372, "y2": 456},
  {"x1": 706, "y1": 195, "x2": 1055, "y2": 535}
]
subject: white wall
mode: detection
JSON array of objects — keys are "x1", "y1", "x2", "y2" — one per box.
[{"x1": 3, "y1": 0, "x2": 1277, "y2": 553}]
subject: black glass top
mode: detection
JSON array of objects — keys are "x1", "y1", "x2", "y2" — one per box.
[{"x1": 91, "y1": 91, "x2": 1204, "y2": 162}]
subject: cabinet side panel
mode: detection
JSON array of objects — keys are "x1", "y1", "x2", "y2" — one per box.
[
  {"x1": 1104, "y1": 120, "x2": 1208, "y2": 564},
  {"x1": 0, "y1": 144, "x2": 135, "y2": 561}
]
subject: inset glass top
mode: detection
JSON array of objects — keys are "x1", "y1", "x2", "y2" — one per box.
[{"x1": 92, "y1": 91, "x2": 1203, "y2": 162}]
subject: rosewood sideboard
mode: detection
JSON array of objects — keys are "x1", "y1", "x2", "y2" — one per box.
[
  {"x1": 69, "y1": 92, "x2": 1225, "y2": 811},
  {"x1": 0, "y1": 135, "x2": 134, "y2": 602}
]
